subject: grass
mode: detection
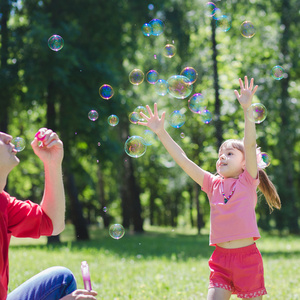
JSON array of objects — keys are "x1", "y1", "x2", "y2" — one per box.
[{"x1": 9, "y1": 225, "x2": 300, "y2": 299}]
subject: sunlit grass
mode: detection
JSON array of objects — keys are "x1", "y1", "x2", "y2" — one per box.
[{"x1": 9, "y1": 225, "x2": 300, "y2": 299}]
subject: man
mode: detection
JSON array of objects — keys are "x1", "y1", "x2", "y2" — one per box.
[{"x1": 0, "y1": 129, "x2": 97, "y2": 300}]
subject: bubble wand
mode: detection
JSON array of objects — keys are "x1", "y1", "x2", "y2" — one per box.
[{"x1": 81, "y1": 261, "x2": 92, "y2": 291}]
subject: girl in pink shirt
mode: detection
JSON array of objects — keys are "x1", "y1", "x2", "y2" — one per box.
[{"x1": 139, "y1": 76, "x2": 281, "y2": 299}]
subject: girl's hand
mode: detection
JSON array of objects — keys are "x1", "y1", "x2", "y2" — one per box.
[
  {"x1": 60, "y1": 289, "x2": 98, "y2": 300},
  {"x1": 234, "y1": 76, "x2": 258, "y2": 109},
  {"x1": 31, "y1": 128, "x2": 64, "y2": 166},
  {"x1": 138, "y1": 103, "x2": 165, "y2": 135}
]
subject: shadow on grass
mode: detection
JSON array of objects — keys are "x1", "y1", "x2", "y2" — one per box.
[
  {"x1": 10, "y1": 227, "x2": 213, "y2": 260},
  {"x1": 10, "y1": 226, "x2": 300, "y2": 261}
]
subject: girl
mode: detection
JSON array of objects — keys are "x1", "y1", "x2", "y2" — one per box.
[{"x1": 138, "y1": 76, "x2": 281, "y2": 299}]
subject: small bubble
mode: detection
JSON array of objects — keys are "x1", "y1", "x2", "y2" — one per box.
[{"x1": 48, "y1": 35, "x2": 64, "y2": 51}]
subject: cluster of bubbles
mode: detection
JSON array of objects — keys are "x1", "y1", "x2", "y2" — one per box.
[
  {"x1": 141, "y1": 19, "x2": 164, "y2": 37},
  {"x1": 205, "y1": 2, "x2": 231, "y2": 32}
]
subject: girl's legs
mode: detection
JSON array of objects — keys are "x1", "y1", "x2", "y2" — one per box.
[
  {"x1": 7, "y1": 266, "x2": 77, "y2": 300},
  {"x1": 207, "y1": 287, "x2": 232, "y2": 300},
  {"x1": 242, "y1": 297, "x2": 262, "y2": 300}
]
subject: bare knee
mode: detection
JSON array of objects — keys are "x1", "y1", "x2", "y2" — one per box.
[{"x1": 207, "y1": 287, "x2": 232, "y2": 300}]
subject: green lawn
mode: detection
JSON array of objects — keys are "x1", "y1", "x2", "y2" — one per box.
[{"x1": 9, "y1": 225, "x2": 300, "y2": 299}]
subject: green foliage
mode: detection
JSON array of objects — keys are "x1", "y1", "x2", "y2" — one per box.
[{"x1": 1, "y1": 0, "x2": 299, "y2": 231}]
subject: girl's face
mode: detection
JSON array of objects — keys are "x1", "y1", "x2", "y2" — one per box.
[{"x1": 216, "y1": 145, "x2": 245, "y2": 179}]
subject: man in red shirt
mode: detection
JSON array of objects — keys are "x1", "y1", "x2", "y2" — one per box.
[{"x1": 0, "y1": 129, "x2": 97, "y2": 300}]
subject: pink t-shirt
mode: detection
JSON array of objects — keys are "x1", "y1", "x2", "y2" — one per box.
[{"x1": 202, "y1": 169, "x2": 261, "y2": 246}]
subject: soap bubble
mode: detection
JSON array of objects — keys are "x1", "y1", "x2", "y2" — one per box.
[
  {"x1": 148, "y1": 4, "x2": 154, "y2": 10},
  {"x1": 129, "y1": 112, "x2": 140, "y2": 124},
  {"x1": 141, "y1": 129, "x2": 156, "y2": 146},
  {"x1": 109, "y1": 224, "x2": 125, "y2": 240},
  {"x1": 163, "y1": 44, "x2": 176, "y2": 58},
  {"x1": 155, "y1": 79, "x2": 169, "y2": 96},
  {"x1": 167, "y1": 75, "x2": 193, "y2": 99},
  {"x1": 180, "y1": 67, "x2": 198, "y2": 85},
  {"x1": 188, "y1": 93, "x2": 205, "y2": 114},
  {"x1": 124, "y1": 136, "x2": 147, "y2": 158},
  {"x1": 261, "y1": 152, "x2": 271, "y2": 167},
  {"x1": 246, "y1": 103, "x2": 267, "y2": 124},
  {"x1": 142, "y1": 23, "x2": 152, "y2": 36},
  {"x1": 149, "y1": 19, "x2": 164, "y2": 36},
  {"x1": 216, "y1": 15, "x2": 231, "y2": 32},
  {"x1": 169, "y1": 110, "x2": 186, "y2": 128},
  {"x1": 99, "y1": 84, "x2": 114, "y2": 100},
  {"x1": 146, "y1": 70, "x2": 159, "y2": 84},
  {"x1": 134, "y1": 106, "x2": 148, "y2": 121},
  {"x1": 48, "y1": 35, "x2": 64, "y2": 51},
  {"x1": 271, "y1": 65, "x2": 284, "y2": 80},
  {"x1": 12, "y1": 137, "x2": 26, "y2": 152},
  {"x1": 240, "y1": 21, "x2": 256, "y2": 38},
  {"x1": 129, "y1": 69, "x2": 144, "y2": 85},
  {"x1": 88, "y1": 110, "x2": 99, "y2": 121},
  {"x1": 107, "y1": 114, "x2": 119, "y2": 126},
  {"x1": 200, "y1": 109, "x2": 213, "y2": 124},
  {"x1": 212, "y1": 8, "x2": 222, "y2": 20},
  {"x1": 180, "y1": 132, "x2": 185, "y2": 138},
  {"x1": 205, "y1": 2, "x2": 217, "y2": 17}
]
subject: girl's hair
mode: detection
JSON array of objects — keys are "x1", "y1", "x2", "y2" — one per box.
[{"x1": 219, "y1": 139, "x2": 281, "y2": 212}]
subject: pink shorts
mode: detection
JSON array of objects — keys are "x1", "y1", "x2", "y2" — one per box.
[{"x1": 208, "y1": 243, "x2": 267, "y2": 298}]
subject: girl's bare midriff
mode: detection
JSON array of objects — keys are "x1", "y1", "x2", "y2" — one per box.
[{"x1": 217, "y1": 237, "x2": 255, "y2": 249}]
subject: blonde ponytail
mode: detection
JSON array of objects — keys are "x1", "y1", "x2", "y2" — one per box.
[{"x1": 258, "y1": 169, "x2": 281, "y2": 212}]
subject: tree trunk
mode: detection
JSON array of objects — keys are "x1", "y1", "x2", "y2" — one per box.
[
  {"x1": 211, "y1": 18, "x2": 223, "y2": 148},
  {"x1": 275, "y1": 0, "x2": 299, "y2": 233}
]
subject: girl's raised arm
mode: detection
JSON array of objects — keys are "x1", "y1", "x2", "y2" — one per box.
[
  {"x1": 234, "y1": 76, "x2": 258, "y2": 178},
  {"x1": 138, "y1": 103, "x2": 207, "y2": 186}
]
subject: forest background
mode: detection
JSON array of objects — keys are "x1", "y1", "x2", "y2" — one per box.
[{"x1": 1, "y1": 0, "x2": 299, "y2": 242}]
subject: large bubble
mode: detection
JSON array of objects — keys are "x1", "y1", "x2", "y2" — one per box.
[
  {"x1": 240, "y1": 21, "x2": 256, "y2": 38},
  {"x1": 271, "y1": 65, "x2": 284, "y2": 80},
  {"x1": 141, "y1": 129, "x2": 156, "y2": 146},
  {"x1": 109, "y1": 224, "x2": 125, "y2": 240},
  {"x1": 169, "y1": 110, "x2": 186, "y2": 128},
  {"x1": 146, "y1": 70, "x2": 159, "y2": 84},
  {"x1": 142, "y1": 23, "x2": 152, "y2": 36},
  {"x1": 188, "y1": 93, "x2": 205, "y2": 114},
  {"x1": 124, "y1": 136, "x2": 147, "y2": 158},
  {"x1": 134, "y1": 106, "x2": 148, "y2": 121},
  {"x1": 129, "y1": 69, "x2": 144, "y2": 85},
  {"x1": 180, "y1": 67, "x2": 198, "y2": 85},
  {"x1": 12, "y1": 137, "x2": 26, "y2": 152},
  {"x1": 149, "y1": 19, "x2": 164, "y2": 36},
  {"x1": 246, "y1": 103, "x2": 267, "y2": 124},
  {"x1": 155, "y1": 79, "x2": 168, "y2": 96},
  {"x1": 107, "y1": 115, "x2": 119, "y2": 126},
  {"x1": 167, "y1": 75, "x2": 193, "y2": 99},
  {"x1": 200, "y1": 109, "x2": 213, "y2": 124},
  {"x1": 99, "y1": 84, "x2": 114, "y2": 100},
  {"x1": 163, "y1": 44, "x2": 176, "y2": 58},
  {"x1": 216, "y1": 15, "x2": 231, "y2": 32}
]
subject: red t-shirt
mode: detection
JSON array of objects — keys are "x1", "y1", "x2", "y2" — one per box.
[{"x1": 0, "y1": 191, "x2": 53, "y2": 300}]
